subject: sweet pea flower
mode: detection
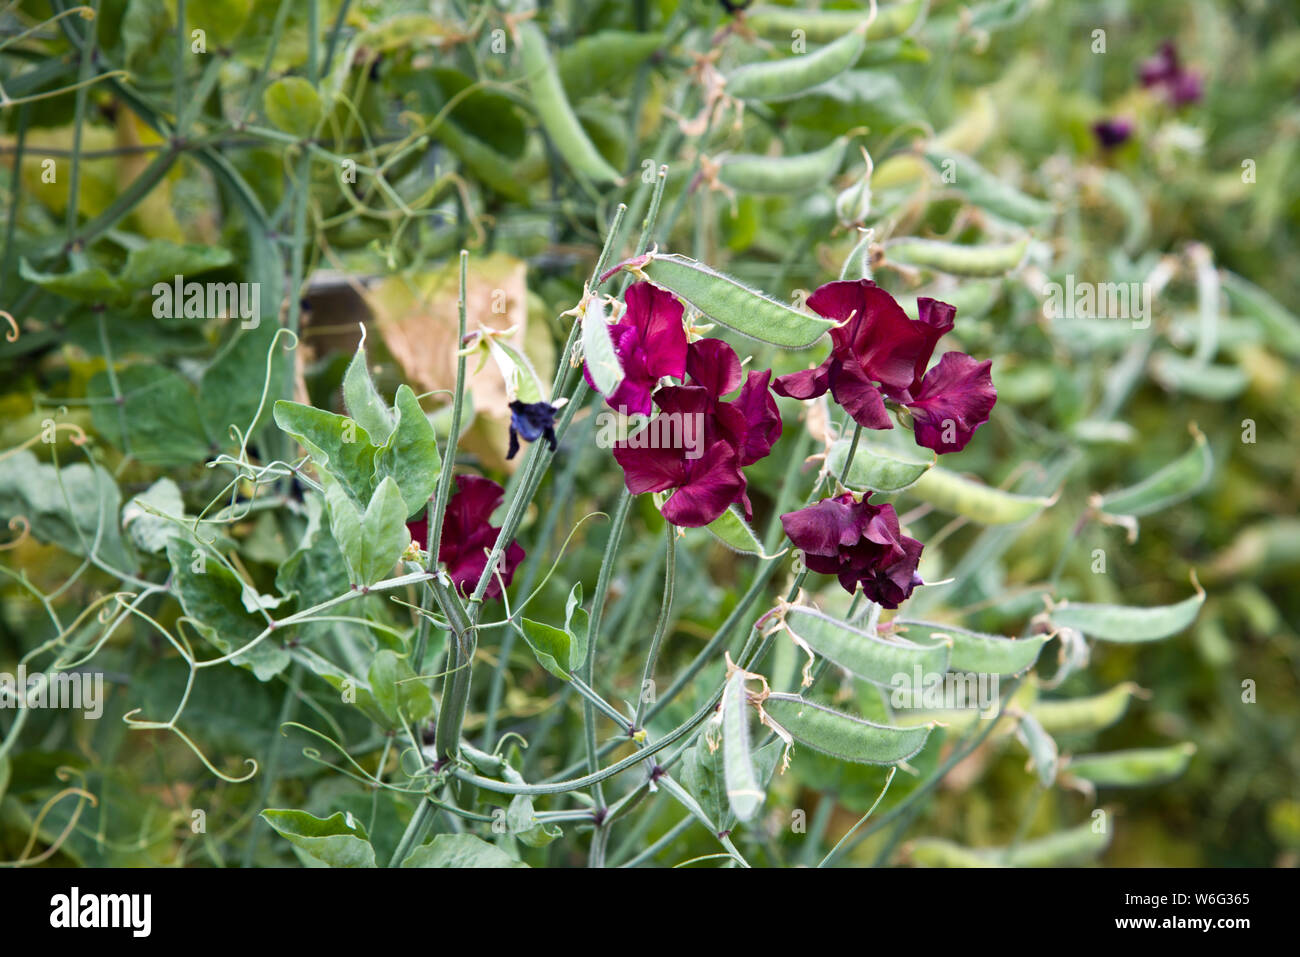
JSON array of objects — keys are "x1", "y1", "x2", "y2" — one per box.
[
  {"x1": 1092, "y1": 117, "x2": 1134, "y2": 149},
  {"x1": 507, "y1": 399, "x2": 559, "y2": 460},
  {"x1": 585, "y1": 281, "x2": 688, "y2": 416},
  {"x1": 405, "y1": 475, "x2": 524, "y2": 599},
  {"x1": 612, "y1": 337, "x2": 782, "y2": 527},
  {"x1": 781, "y1": 492, "x2": 923, "y2": 606},
  {"x1": 1139, "y1": 41, "x2": 1203, "y2": 107},
  {"x1": 772, "y1": 280, "x2": 995, "y2": 454}
]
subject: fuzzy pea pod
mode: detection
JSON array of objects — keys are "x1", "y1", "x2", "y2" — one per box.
[
  {"x1": 744, "y1": 1, "x2": 923, "y2": 43},
  {"x1": 718, "y1": 137, "x2": 849, "y2": 195},
  {"x1": 1031, "y1": 682, "x2": 1139, "y2": 735},
  {"x1": 909, "y1": 820, "x2": 1111, "y2": 867},
  {"x1": 632, "y1": 253, "x2": 836, "y2": 348},
  {"x1": 1151, "y1": 351, "x2": 1249, "y2": 400},
  {"x1": 784, "y1": 605, "x2": 950, "y2": 688},
  {"x1": 765, "y1": 694, "x2": 933, "y2": 764},
  {"x1": 721, "y1": 669, "x2": 763, "y2": 822},
  {"x1": 1222, "y1": 270, "x2": 1300, "y2": 358},
  {"x1": 725, "y1": 25, "x2": 868, "y2": 102},
  {"x1": 897, "y1": 620, "x2": 1049, "y2": 675},
  {"x1": 1098, "y1": 425, "x2": 1212, "y2": 518},
  {"x1": 922, "y1": 148, "x2": 1053, "y2": 226},
  {"x1": 886, "y1": 236, "x2": 1029, "y2": 277},
  {"x1": 516, "y1": 21, "x2": 621, "y2": 185},
  {"x1": 1048, "y1": 579, "x2": 1204, "y2": 643},
  {"x1": 904, "y1": 467, "x2": 1053, "y2": 523},
  {"x1": 1065, "y1": 743, "x2": 1196, "y2": 788}
]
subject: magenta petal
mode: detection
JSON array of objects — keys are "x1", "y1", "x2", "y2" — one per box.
[
  {"x1": 828, "y1": 358, "x2": 893, "y2": 430},
  {"x1": 780, "y1": 496, "x2": 870, "y2": 557},
  {"x1": 625, "y1": 281, "x2": 688, "y2": 380},
  {"x1": 732, "y1": 369, "x2": 783, "y2": 466},
  {"x1": 812, "y1": 280, "x2": 928, "y2": 392},
  {"x1": 447, "y1": 475, "x2": 505, "y2": 531},
  {"x1": 773, "y1": 359, "x2": 832, "y2": 400},
  {"x1": 661, "y1": 440, "x2": 745, "y2": 527},
  {"x1": 686, "y1": 338, "x2": 743, "y2": 398},
  {"x1": 613, "y1": 441, "x2": 687, "y2": 494},
  {"x1": 906, "y1": 352, "x2": 997, "y2": 454}
]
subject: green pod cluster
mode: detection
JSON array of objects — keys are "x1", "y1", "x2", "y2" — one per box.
[
  {"x1": 887, "y1": 237, "x2": 1030, "y2": 277},
  {"x1": 1098, "y1": 426, "x2": 1212, "y2": 518},
  {"x1": 765, "y1": 694, "x2": 933, "y2": 764},
  {"x1": 636, "y1": 253, "x2": 836, "y2": 347},
  {"x1": 718, "y1": 137, "x2": 849, "y2": 195},
  {"x1": 905, "y1": 466, "x2": 1053, "y2": 523},
  {"x1": 784, "y1": 605, "x2": 950, "y2": 688},
  {"x1": 1065, "y1": 743, "x2": 1196, "y2": 788},
  {"x1": 725, "y1": 28, "x2": 867, "y2": 103},
  {"x1": 517, "y1": 21, "x2": 621, "y2": 185}
]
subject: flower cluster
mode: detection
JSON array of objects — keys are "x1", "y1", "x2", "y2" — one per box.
[
  {"x1": 611, "y1": 335, "x2": 782, "y2": 527},
  {"x1": 584, "y1": 281, "x2": 687, "y2": 417},
  {"x1": 781, "y1": 493, "x2": 923, "y2": 608},
  {"x1": 406, "y1": 475, "x2": 524, "y2": 598},
  {"x1": 772, "y1": 279, "x2": 996, "y2": 455}
]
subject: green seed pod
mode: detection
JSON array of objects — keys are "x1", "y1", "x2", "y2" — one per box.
[
  {"x1": 897, "y1": 620, "x2": 1049, "y2": 675},
  {"x1": 434, "y1": 118, "x2": 531, "y2": 202},
  {"x1": 1222, "y1": 270, "x2": 1300, "y2": 358},
  {"x1": 828, "y1": 434, "x2": 933, "y2": 492},
  {"x1": 1015, "y1": 712, "x2": 1058, "y2": 787},
  {"x1": 784, "y1": 605, "x2": 950, "y2": 688},
  {"x1": 718, "y1": 138, "x2": 849, "y2": 195},
  {"x1": 725, "y1": 26, "x2": 868, "y2": 103},
  {"x1": 1048, "y1": 580, "x2": 1204, "y2": 643},
  {"x1": 1065, "y1": 743, "x2": 1196, "y2": 788},
  {"x1": 904, "y1": 466, "x2": 1053, "y2": 523},
  {"x1": 922, "y1": 148, "x2": 1053, "y2": 226},
  {"x1": 1098, "y1": 425, "x2": 1212, "y2": 518},
  {"x1": 886, "y1": 237, "x2": 1030, "y2": 277},
  {"x1": 1031, "y1": 682, "x2": 1139, "y2": 735},
  {"x1": 766, "y1": 693, "x2": 933, "y2": 764},
  {"x1": 722, "y1": 669, "x2": 763, "y2": 822},
  {"x1": 517, "y1": 21, "x2": 621, "y2": 185},
  {"x1": 912, "y1": 819, "x2": 1111, "y2": 867},
  {"x1": 743, "y1": 1, "x2": 923, "y2": 44},
  {"x1": 1150, "y1": 351, "x2": 1250, "y2": 400},
  {"x1": 635, "y1": 253, "x2": 836, "y2": 348}
]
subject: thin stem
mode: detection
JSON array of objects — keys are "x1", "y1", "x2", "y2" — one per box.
[{"x1": 634, "y1": 524, "x2": 676, "y2": 730}]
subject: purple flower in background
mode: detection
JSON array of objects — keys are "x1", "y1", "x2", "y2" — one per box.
[
  {"x1": 406, "y1": 475, "x2": 524, "y2": 599},
  {"x1": 1092, "y1": 117, "x2": 1134, "y2": 149},
  {"x1": 585, "y1": 281, "x2": 688, "y2": 416},
  {"x1": 781, "y1": 493, "x2": 924, "y2": 606},
  {"x1": 1139, "y1": 41, "x2": 1203, "y2": 107},
  {"x1": 773, "y1": 280, "x2": 995, "y2": 454}
]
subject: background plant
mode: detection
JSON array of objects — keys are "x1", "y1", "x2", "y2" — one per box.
[{"x1": 1, "y1": 0, "x2": 1297, "y2": 867}]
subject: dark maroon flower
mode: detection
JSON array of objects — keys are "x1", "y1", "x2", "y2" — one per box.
[
  {"x1": 405, "y1": 475, "x2": 524, "y2": 599},
  {"x1": 1092, "y1": 117, "x2": 1134, "y2": 149},
  {"x1": 903, "y1": 352, "x2": 997, "y2": 455},
  {"x1": 585, "y1": 281, "x2": 688, "y2": 416},
  {"x1": 507, "y1": 399, "x2": 559, "y2": 459},
  {"x1": 781, "y1": 492, "x2": 923, "y2": 606},
  {"x1": 773, "y1": 280, "x2": 994, "y2": 454},
  {"x1": 1138, "y1": 41, "x2": 1202, "y2": 107},
  {"x1": 611, "y1": 337, "x2": 782, "y2": 527}
]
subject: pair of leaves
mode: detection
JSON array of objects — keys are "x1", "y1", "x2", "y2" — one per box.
[
  {"x1": 262, "y1": 810, "x2": 526, "y2": 867},
  {"x1": 519, "y1": 584, "x2": 589, "y2": 680}
]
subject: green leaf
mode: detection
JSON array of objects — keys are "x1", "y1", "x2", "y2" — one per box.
[
  {"x1": 829, "y1": 434, "x2": 934, "y2": 492},
  {"x1": 273, "y1": 400, "x2": 377, "y2": 507},
  {"x1": 166, "y1": 539, "x2": 288, "y2": 680},
  {"x1": 1065, "y1": 743, "x2": 1196, "y2": 788},
  {"x1": 19, "y1": 258, "x2": 126, "y2": 304},
  {"x1": 343, "y1": 343, "x2": 396, "y2": 443},
  {"x1": 400, "y1": 833, "x2": 527, "y2": 867},
  {"x1": 1049, "y1": 582, "x2": 1205, "y2": 643},
  {"x1": 784, "y1": 606, "x2": 950, "y2": 688},
  {"x1": 323, "y1": 474, "x2": 410, "y2": 587},
  {"x1": 1098, "y1": 426, "x2": 1212, "y2": 518},
  {"x1": 121, "y1": 478, "x2": 187, "y2": 554},
  {"x1": 519, "y1": 618, "x2": 573, "y2": 680},
  {"x1": 507, "y1": 794, "x2": 562, "y2": 848},
  {"x1": 765, "y1": 694, "x2": 933, "y2": 764},
  {"x1": 118, "y1": 239, "x2": 233, "y2": 289},
  {"x1": 368, "y1": 650, "x2": 434, "y2": 729},
  {"x1": 89, "y1": 366, "x2": 213, "y2": 465},
  {"x1": 263, "y1": 76, "x2": 323, "y2": 137},
  {"x1": 0, "y1": 450, "x2": 135, "y2": 573},
  {"x1": 261, "y1": 809, "x2": 376, "y2": 867},
  {"x1": 564, "y1": 584, "x2": 589, "y2": 673},
  {"x1": 580, "y1": 297, "x2": 624, "y2": 398},
  {"x1": 373, "y1": 385, "x2": 441, "y2": 517},
  {"x1": 187, "y1": 0, "x2": 254, "y2": 48}
]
